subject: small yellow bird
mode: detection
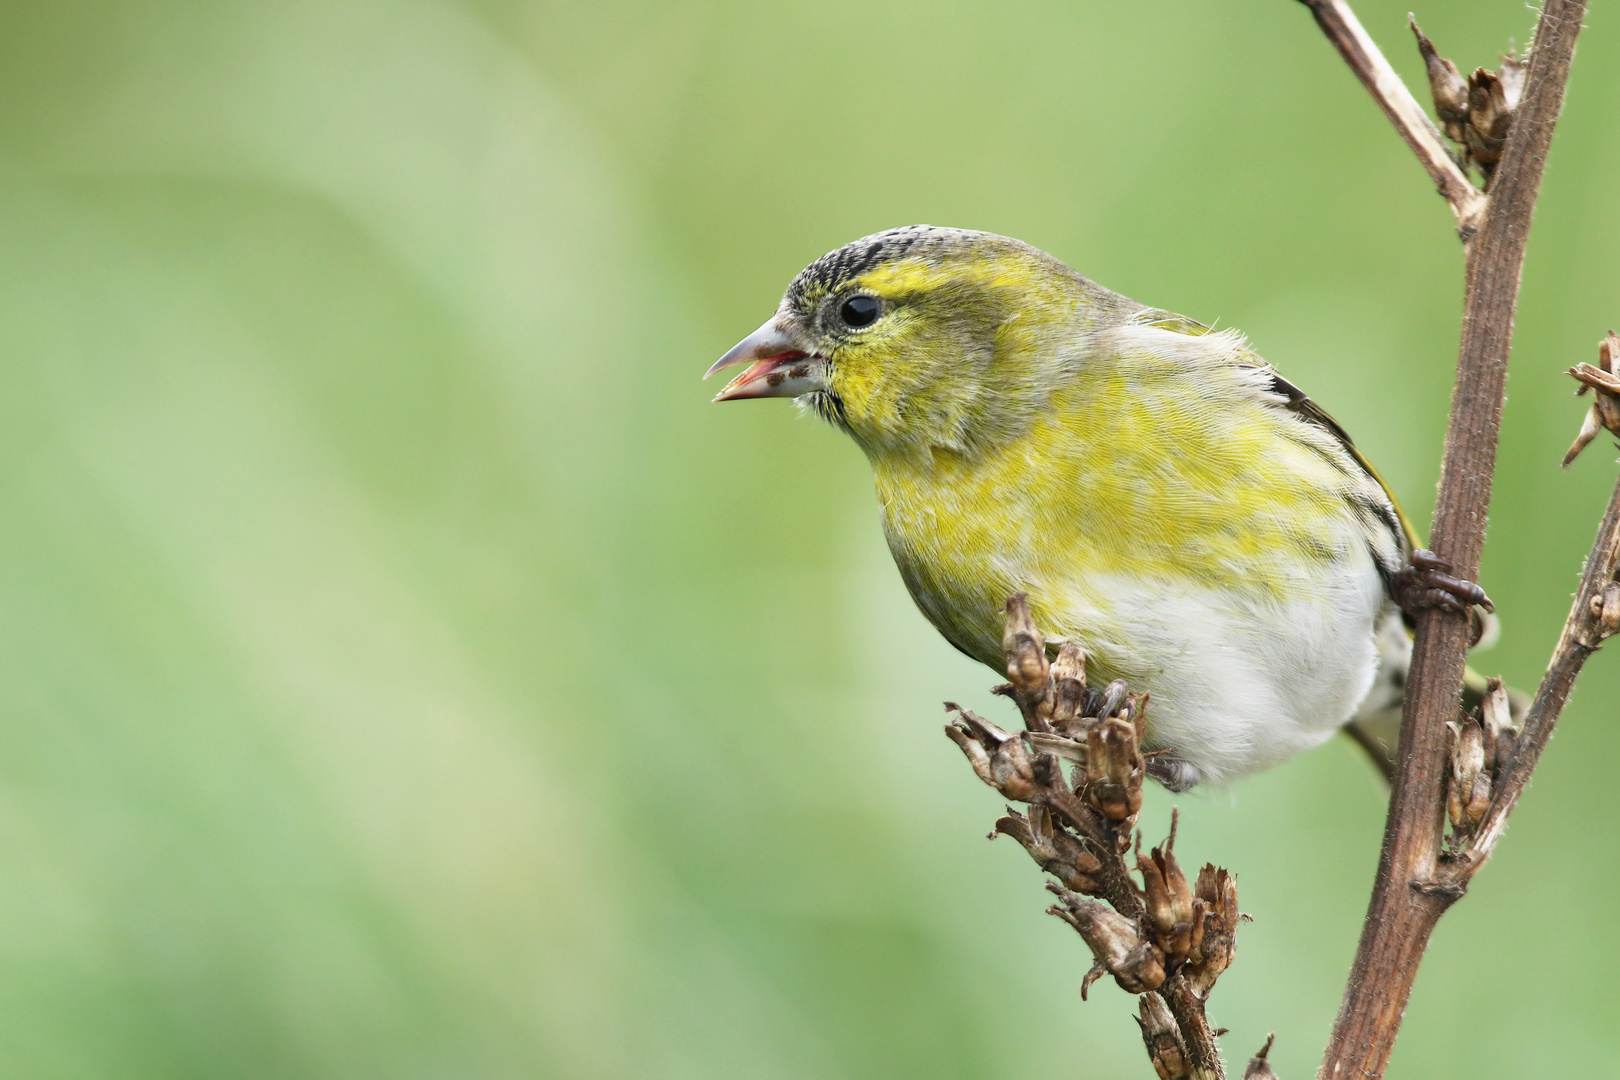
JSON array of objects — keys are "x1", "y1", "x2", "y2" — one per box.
[{"x1": 708, "y1": 227, "x2": 1490, "y2": 789}]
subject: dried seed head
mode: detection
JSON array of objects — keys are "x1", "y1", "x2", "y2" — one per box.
[
  {"x1": 1139, "y1": 812, "x2": 1199, "y2": 963},
  {"x1": 945, "y1": 705, "x2": 1041, "y2": 801},
  {"x1": 1085, "y1": 715, "x2": 1145, "y2": 824},
  {"x1": 1593, "y1": 582, "x2": 1620, "y2": 638},
  {"x1": 1186, "y1": 864, "x2": 1240, "y2": 997},
  {"x1": 1407, "y1": 19, "x2": 1528, "y2": 187},
  {"x1": 1002, "y1": 594, "x2": 1050, "y2": 722},
  {"x1": 1048, "y1": 886, "x2": 1166, "y2": 995},
  {"x1": 1465, "y1": 67, "x2": 1512, "y2": 173},
  {"x1": 1242, "y1": 1034, "x2": 1278, "y2": 1080},
  {"x1": 1135, "y1": 993, "x2": 1190, "y2": 1080},
  {"x1": 1566, "y1": 332, "x2": 1620, "y2": 465},
  {"x1": 1446, "y1": 713, "x2": 1493, "y2": 835},
  {"x1": 996, "y1": 806, "x2": 1104, "y2": 894},
  {"x1": 1049, "y1": 642, "x2": 1087, "y2": 727},
  {"x1": 1446, "y1": 676, "x2": 1523, "y2": 841},
  {"x1": 1411, "y1": 18, "x2": 1469, "y2": 144}
]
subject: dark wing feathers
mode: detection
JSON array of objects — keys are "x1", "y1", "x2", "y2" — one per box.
[{"x1": 1261, "y1": 368, "x2": 1420, "y2": 557}]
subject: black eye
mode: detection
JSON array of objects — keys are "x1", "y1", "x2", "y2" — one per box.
[{"x1": 839, "y1": 294, "x2": 881, "y2": 328}]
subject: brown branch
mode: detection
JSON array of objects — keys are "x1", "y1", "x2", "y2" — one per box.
[
  {"x1": 1309, "y1": 3, "x2": 1588, "y2": 1078},
  {"x1": 1295, "y1": 0, "x2": 1487, "y2": 236}
]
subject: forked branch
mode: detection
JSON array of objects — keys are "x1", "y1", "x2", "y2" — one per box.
[
  {"x1": 1295, "y1": 0, "x2": 1487, "y2": 235},
  {"x1": 1300, "y1": 2, "x2": 1590, "y2": 1078}
]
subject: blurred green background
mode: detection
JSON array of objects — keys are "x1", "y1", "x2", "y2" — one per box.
[{"x1": 0, "y1": 1, "x2": 1615, "y2": 1076}]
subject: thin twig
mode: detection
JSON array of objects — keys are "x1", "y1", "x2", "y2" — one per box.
[
  {"x1": 1310, "y1": 3, "x2": 1588, "y2": 1078},
  {"x1": 1453, "y1": 407, "x2": 1620, "y2": 877},
  {"x1": 1295, "y1": 0, "x2": 1487, "y2": 237}
]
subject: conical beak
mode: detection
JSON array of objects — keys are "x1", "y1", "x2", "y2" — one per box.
[{"x1": 705, "y1": 318, "x2": 826, "y2": 402}]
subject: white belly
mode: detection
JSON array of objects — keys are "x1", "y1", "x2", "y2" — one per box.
[{"x1": 1035, "y1": 551, "x2": 1390, "y2": 786}]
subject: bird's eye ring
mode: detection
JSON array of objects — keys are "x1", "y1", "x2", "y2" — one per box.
[{"x1": 838, "y1": 294, "x2": 881, "y2": 329}]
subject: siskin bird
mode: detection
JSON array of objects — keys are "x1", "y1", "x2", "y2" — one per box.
[{"x1": 707, "y1": 226, "x2": 1493, "y2": 789}]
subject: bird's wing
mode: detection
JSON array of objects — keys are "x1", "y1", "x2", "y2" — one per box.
[
  {"x1": 1136, "y1": 310, "x2": 1421, "y2": 557},
  {"x1": 1259, "y1": 369, "x2": 1421, "y2": 556},
  {"x1": 1131, "y1": 313, "x2": 1517, "y2": 785}
]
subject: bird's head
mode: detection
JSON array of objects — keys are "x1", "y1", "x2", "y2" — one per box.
[{"x1": 707, "y1": 226, "x2": 1128, "y2": 459}]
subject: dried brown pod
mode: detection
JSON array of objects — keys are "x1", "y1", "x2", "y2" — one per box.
[
  {"x1": 1135, "y1": 993, "x2": 1191, "y2": 1080},
  {"x1": 995, "y1": 806, "x2": 1104, "y2": 894},
  {"x1": 1048, "y1": 885, "x2": 1167, "y2": 996},
  {"x1": 1242, "y1": 1034, "x2": 1277, "y2": 1080},
  {"x1": 1084, "y1": 715, "x2": 1145, "y2": 824},
  {"x1": 1591, "y1": 582, "x2": 1620, "y2": 638},
  {"x1": 1464, "y1": 67, "x2": 1512, "y2": 173},
  {"x1": 1139, "y1": 813, "x2": 1200, "y2": 963},
  {"x1": 1564, "y1": 332, "x2": 1620, "y2": 465},
  {"x1": 1411, "y1": 18, "x2": 1469, "y2": 145},
  {"x1": 1001, "y1": 593, "x2": 1050, "y2": 725},
  {"x1": 1446, "y1": 712, "x2": 1493, "y2": 835},
  {"x1": 1187, "y1": 865, "x2": 1240, "y2": 997},
  {"x1": 1048, "y1": 641, "x2": 1087, "y2": 727},
  {"x1": 945, "y1": 705, "x2": 1041, "y2": 801}
]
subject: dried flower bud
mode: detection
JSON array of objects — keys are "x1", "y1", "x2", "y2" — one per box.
[
  {"x1": 1565, "y1": 332, "x2": 1620, "y2": 465},
  {"x1": 1135, "y1": 993, "x2": 1190, "y2": 1080},
  {"x1": 1084, "y1": 715, "x2": 1145, "y2": 824},
  {"x1": 1048, "y1": 641, "x2": 1087, "y2": 727},
  {"x1": 1593, "y1": 582, "x2": 1620, "y2": 638},
  {"x1": 1125, "y1": 692, "x2": 1149, "y2": 745},
  {"x1": 1098, "y1": 678, "x2": 1129, "y2": 721},
  {"x1": 1483, "y1": 676, "x2": 1516, "y2": 767},
  {"x1": 1496, "y1": 52, "x2": 1528, "y2": 112},
  {"x1": 1048, "y1": 885, "x2": 1166, "y2": 996},
  {"x1": 1139, "y1": 813, "x2": 1199, "y2": 963},
  {"x1": 996, "y1": 806, "x2": 1104, "y2": 894},
  {"x1": 1187, "y1": 864, "x2": 1240, "y2": 997},
  {"x1": 945, "y1": 705, "x2": 1041, "y2": 801},
  {"x1": 1411, "y1": 18, "x2": 1469, "y2": 144},
  {"x1": 1027, "y1": 731, "x2": 1086, "y2": 766},
  {"x1": 1446, "y1": 713, "x2": 1493, "y2": 834},
  {"x1": 1242, "y1": 1034, "x2": 1278, "y2": 1080},
  {"x1": 1002, "y1": 594, "x2": 1049, "y2": 720},
  {"x1": 1464, "y1": 67, "x2": 1509, "y2": 176},
  {"x1": 1480, "y1": 676, "x2": 1516, "y2": 749}
]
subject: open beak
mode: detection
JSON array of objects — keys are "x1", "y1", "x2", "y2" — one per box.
[{"x1": 705, "y1": 318, "x2": 826, "y2": 402}]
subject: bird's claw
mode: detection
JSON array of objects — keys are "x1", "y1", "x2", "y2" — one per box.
[
  {"x1": 1393, "y1": 549, "x2": 1494, "y2": 645},
  {"x1": 1145, "y1": 755, "x2": 1200, "y2": 793}
]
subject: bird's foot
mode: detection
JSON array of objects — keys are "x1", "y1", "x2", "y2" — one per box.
[
  {"x1": 1146, "y1": 754, "x2": 1200, "y2": 793},
  {"x1": 1391, "y1": 549, "x2": 1494, "y2": 646}
]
